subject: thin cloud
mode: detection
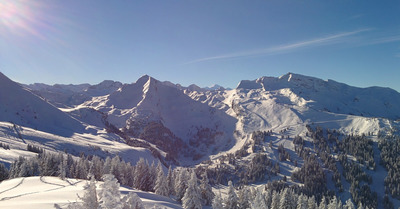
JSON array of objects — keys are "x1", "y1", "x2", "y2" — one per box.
[
  {"x1": 183, "y1": 28, "x2": 371, "y2": 65},
  {"x1": 367, "y1": 35, "x2": 400, "y2": 45}
]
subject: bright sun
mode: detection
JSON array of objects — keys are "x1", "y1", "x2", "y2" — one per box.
[{"x1": 0, "y1": 0, "x2": 41, "y2": 37}]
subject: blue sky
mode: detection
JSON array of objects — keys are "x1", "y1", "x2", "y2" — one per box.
[{"x1": 1, "y1": 0, "x2": 399, "y2": 91}]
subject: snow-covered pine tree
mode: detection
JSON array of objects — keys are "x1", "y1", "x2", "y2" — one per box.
[
  {"x1": 307, "y1": 196, "x2": 317, "y2": 209},
  {"x1": 264, "y1": 188, "x2": 272, "y2": 208},
  {"x1": 91, "y1": 155, "x2": 104, "y2": 180},
  {"x1": 200, "y1": 172, "x2": 214, "y2": 206},
  {"x1": 327, "y1": 196, "x2": 338, "y2": 209},
  {"x1": 110, "y1": 156, "x2": 121, "y2": 182},
  {"x1": 344, "y1": 199, "x2": 355, "y2": 209},
  {"x1": 122, "y1": 192, "x2": 145, "y2": 209},
  {"x1": 296, "y1": 194, "x2": 307, "y2": 209},
  {"x1": 76, "y1": 157, "x2": 89, "y2": 179},
  {"x1": 182, "y1": 171, "x2": 202, "y2": 209},
  {"x1": 58, "y1": 154, "x2": 67, "y2": 180},
  {"x1": 148, "y1": 161, "x2": 157, "y2": 192},
  {"x1": 212, "y1": 192, "x2": 224, "y2": 209},
  {"x1": 270, "y1": 190, "x2": 280, "y2": 209},
  {"x1": 134, "y1": 158, "x2": 150, "y2": 191},
  {"x1": 103, "y1": 157, "x2": 112, "y2": 175},
  {"x1": 166, "y1": 166, "x2": 174, "y2": 195},
  {"x1": 237, "y1": 186, "x2": 251, "y2": 209},
  {"x1": 319, "y1": 196, "x2": 327, "y2": 209},
  {"x1": 279, "y1": 188, "x2": 293, "y2": 209},
  {"x1": 357, "y1": 202, "x2": 364, "y2": 209},
  {"x1": 251, "y1": 188, "x2": 267, "y2": 209},
  {"x1": 225, "y1": 181, "x2": 239, "y2": 209},
  {"x1": 175, "y1": 169, "x2": 189, "y2": 202},
  {"x1": 0, "y1": 162, "x2": 9, "y2": 181},
  {"x1": 98, "y1": 174, "x2": 122, "y2": 209},
  {"x1": 154, "y1": 161, "x2": 169, "y2": 196},
  {"x1": 79, "y1": 175, "x2": 99, "y2": 209}
]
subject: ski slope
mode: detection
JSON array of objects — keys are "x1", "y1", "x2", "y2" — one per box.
[{"x1": 0, "y1": 176, "x2": 182, "y2": 209}]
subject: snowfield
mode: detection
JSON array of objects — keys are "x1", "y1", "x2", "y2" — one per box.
[
  {"x1": 0, "y1": 176, "x2": 182, "y2": 209},
  {"x1": 0, "y1": 121, "x2": 159, "y2": 166}
]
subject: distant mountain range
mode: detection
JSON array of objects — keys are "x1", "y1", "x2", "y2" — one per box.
[{"x1": 1, "y1": 71, "x2": 400, "y2": 207}]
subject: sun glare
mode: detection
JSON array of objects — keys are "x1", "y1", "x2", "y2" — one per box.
[{"x1": 0, "y1": 0, "x2": 43, "y2": 38}]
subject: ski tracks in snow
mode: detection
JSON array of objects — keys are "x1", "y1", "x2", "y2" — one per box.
[
  {"x1": 0, "y1": 178, "x2": 25, "y2": 196},
  {"x1": 0, "y1": 177, "x2": 82, "y2": 201}
]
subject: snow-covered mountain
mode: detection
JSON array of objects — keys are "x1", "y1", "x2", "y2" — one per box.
[
  {"x1": 81, "y1": 75, "x2": 237, "y2": 162},
  {"x1": 5, "y1": 71, "x2": 400, "y2": 162},
  {"x1": 237, "y1": 73, "x2": 400, "y2": 120},
  {"x1": 2, "y1": 72, "x2": 400, "y2": 208},
  {"x1": 25, "y1": 80, "x2": 122, "y2": 108},
  {"x1": 0, "y1": 72, "x2": 84, "y2": 137}
]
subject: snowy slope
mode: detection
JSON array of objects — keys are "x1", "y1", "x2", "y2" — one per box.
[
  {"x1": 0, "y1": 72, "x2": 84, "y2": 137},
  {"x1": 237, "y1": 73, "x2": 400, "y2": 120},
  {"x1": 25, "y1": 80, "x2": 122, "y2": 108},
  {"x1": 0, "y1": 176, "x2": 182, "y2": 209},
  {"x1": 0, "y1": 121, "x2": 159, "y2": 166},
  {"x1": 83, "y1": 75, "x2": 237, "y2": 159}
]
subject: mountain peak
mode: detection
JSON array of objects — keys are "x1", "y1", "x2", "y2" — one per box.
[{"x1": 135, "y1": 74, "x2": 159, "y2": 86}]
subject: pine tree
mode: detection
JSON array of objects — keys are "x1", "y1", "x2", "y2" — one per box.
[
  {"x1": 357, "y1": 202, "x2": 364, "y2": 209},
  {"x1": 0, "y1": 162, "x2": 9, "y2": 181},
  {"x1": 103, "y1": 156, "x2": 112, "y2": 175},
  {"x1": 110, "y1": 156, "x2": 122, "y2": 182},
  {"x1": 80, "y1": 176, "x2": 99, "y2": 209},
  {"x1": 279, "y1": 188, "x2": 292, "y2": 209},
  {"x1": 175, "y1": 169, "x2": 189, "y2": 202},
  {"x1": 98, "y1": 174, "x2": 122, "y2": 209},
  {"x1": 134, "y1": 158, "x2": 150, "y2": 191},
  {"x1": 122, "y1": 192, "x2": 145, "y2": 209},
  {"x1": 319, "y1": 196, "x2": 327, "y2": 209},
  {"x1": 200, "y1": 172, "x2": 214, "y2": 206},
  {"x1": 154, "y1": 162, "x2": 169, "y2": 196},
  {"x1": 327, "y1": 196, "x2": 338, "y2": 209},
  {"x1": 251, "y1": 189, "x2": 267, "y2": 209},
  {"x1": 296, "y1": 194, "x2": 307, "y2": 209},
  {"x1": 182, "y1": 172, "x2": 202, "y2": 209},
  {"x1": 270, "y1": 190, "x2": 280, "y2": 209},
  {"x1": 224, "y1": 181, "x2": 239, "y2": 209},
  {"x1": 237, "y1": 186, "x2": 251, "y2": 209},
  {"x1": 264, "y1": 189, "x2": 272, "y2": 208},
  {"x1": 58, "y1": 154, "x2": 67, "y2": 180},
  {"x1": 212, "y1": 192, "x2": 224, "y2": 209},
  {"x1": 308, "y1": 196, "x2": 317, "y2": 209},
  {"x1": 148, "y1": 161, "x2": 157, "y2": 192},
  {"x1": 166, "y1": 166, "x2": 174, "y2": 195},
  {"x1": 344, "y1": 199, "x2": 355, "y2": 209}
]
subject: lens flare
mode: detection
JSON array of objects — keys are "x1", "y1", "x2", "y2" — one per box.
[{"x1": 0, "y1": 0, "x2": 49, "y2": 39}]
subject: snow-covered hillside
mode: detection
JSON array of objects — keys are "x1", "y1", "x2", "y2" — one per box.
[
  {"x1": 0, "y1": 176, "x2": 182, "y2": 209},
  {"x1": 0, "y1": 73, "x2": 84, "y2": 137},
  {"x1": 25, "y1": 80, "x2": 122, "y2": 108},
  {"x1": 81, "y1": 75, "x2": 237, "y2": 162},
  {"x1": 237, "y1": 73, "x2": 400, "y2": 120},
  {"x1": 0, "y1": 121, "x2": 158, "y2": 166}
]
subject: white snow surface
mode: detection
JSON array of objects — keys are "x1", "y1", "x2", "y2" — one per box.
[
  {"x1": 0, "y1": 72, "x2": 85, "y2": 137},
  {"x1": 0, "y1": 121, "x2": 158, "y2": 166},
  {"x1": 0, "y1": 176, "x2": 182, "y2": 209}
]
